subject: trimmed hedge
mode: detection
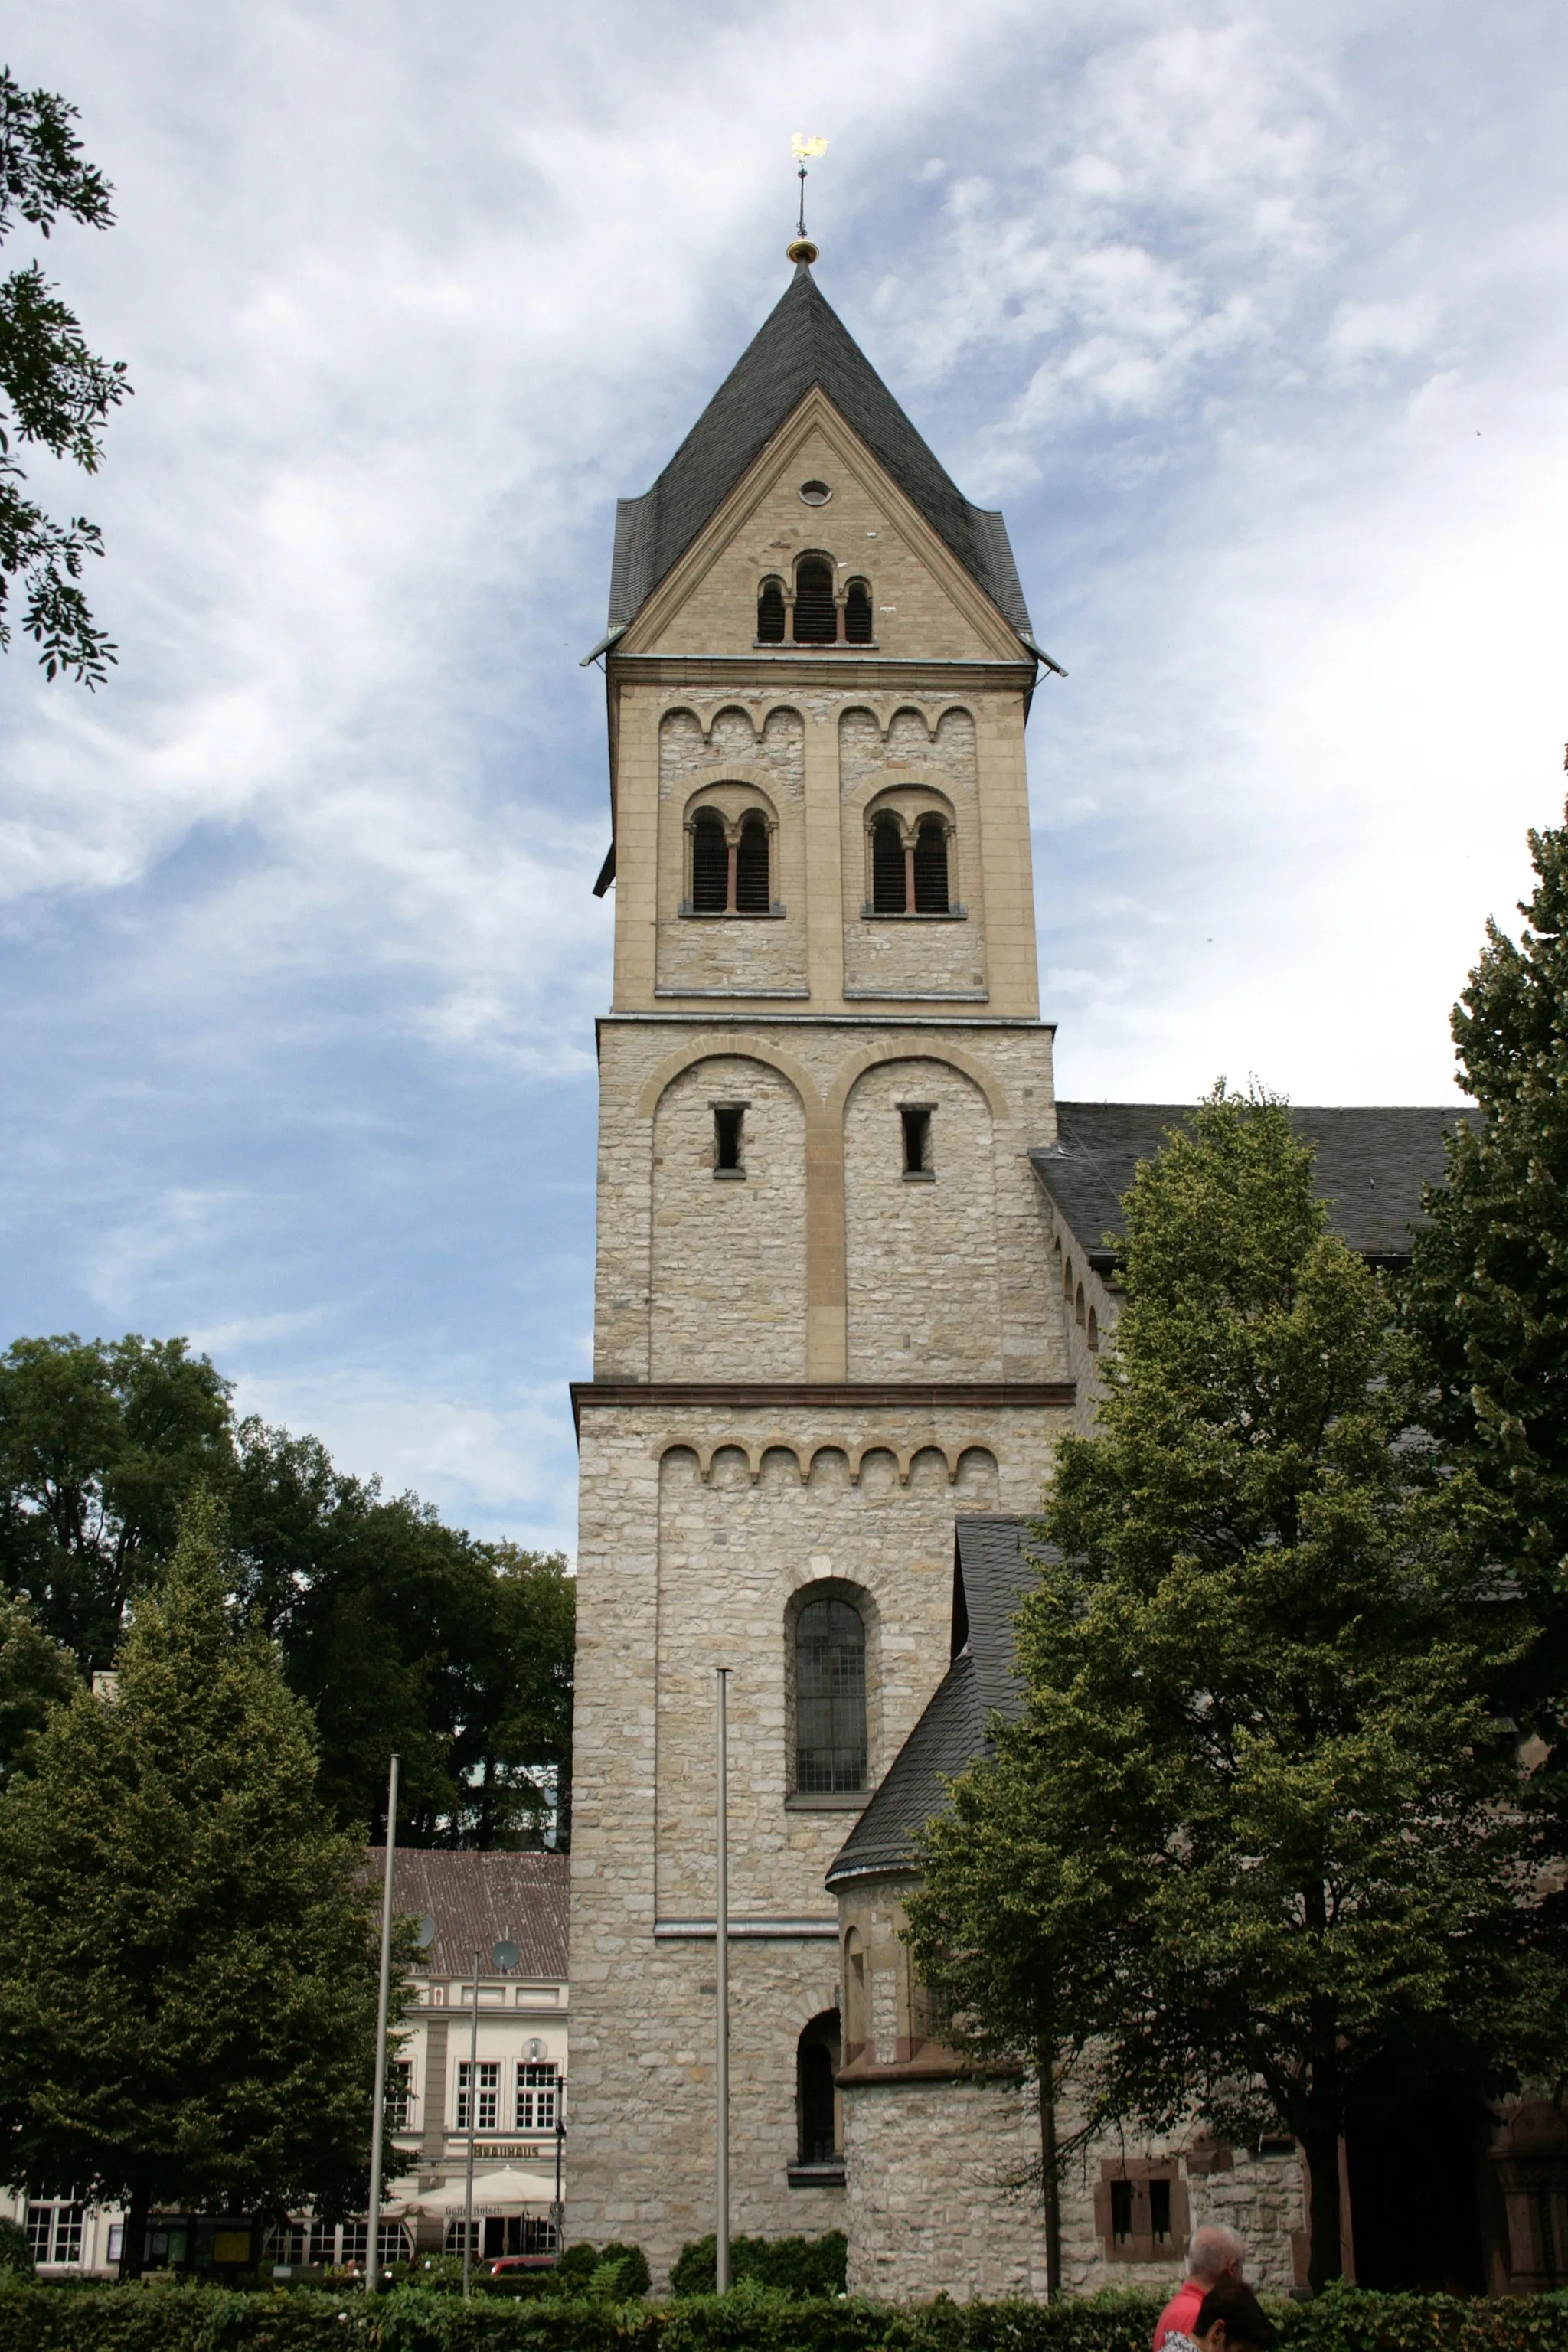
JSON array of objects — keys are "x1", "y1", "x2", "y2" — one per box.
[
  {"x1": 671, "y1": 2233, "x2": 848, "y2": 2298},
  {"x1": 0, "y1": 2279, "x2": 1566, "y2": 2352}
]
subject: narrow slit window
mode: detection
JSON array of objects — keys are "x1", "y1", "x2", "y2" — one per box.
[
  {"x1": 756, "y1": 577, "x2": 786, "y2": 643},
  {"x1": 792, "y1": 557, "x2": 838, "y2": 643},
  {"x1": 901, "y1": 1106, "x2": 933, "y2": 1177},
  {"x1": 913, "y1": 816, "x2": 949, "y2": 913},
  {"x1": 691, "y1": 811, "x2": 729, "y2": 911},
  {"x1": 1149, "y1": 2177, "x2": 1172, "y2": 2243},
  {"x1": 714, "y1": 1103, "x2": 744, "y2": 1174},
  {"x1": 844, "y1": 579, "x2": 873, "y2": 643},
  {"x1": 871, "y1": 816, "x2": 906, "y2": 913},
  {"x1": 735, "y1": 815, "x2": 771, "y2": 912},
  {"x1": 1110, "y1": 2180, "x2": 1133, "y2": 2245}
]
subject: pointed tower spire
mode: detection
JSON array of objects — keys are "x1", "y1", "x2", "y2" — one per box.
[{"x1": 788, "y1": 132, "x2": 827, "y2": 265}]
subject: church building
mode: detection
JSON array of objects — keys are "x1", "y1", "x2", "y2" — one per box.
[{"x1": 564, "y1": 242, "x2": 1568, "y2": 2301}]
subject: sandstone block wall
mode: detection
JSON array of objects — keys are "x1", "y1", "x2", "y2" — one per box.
[
  {"x1": 843, "y1": 1057, "x2": 1001, "y2": 1379},
  {"x1": 840, "y1": 707, "x2": 986, "y2": 1000},
  {"x1": 655, "y1": 707, "x2": 808, "y2": 999}
]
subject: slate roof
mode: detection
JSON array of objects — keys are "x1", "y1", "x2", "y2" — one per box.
[
  {"x1": 608, "y1": 260, "x2": 1034, "y2": 643},
  {"x1": 366, "y1": 1847, "x2": 569, "y2": 1983},
  {"x1": 825, "y1": 1515, "x2": 1043, "y2": 1888},
  {"x1": 1031, "y1": 1102, "x2": 1478, "y2": 1276}
]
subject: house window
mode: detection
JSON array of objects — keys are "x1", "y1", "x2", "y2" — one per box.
[
  {"x1": 456, "y1": 2060, "x2": 499, "y2": 2132},
  {"x1": 792, "y1": 557, "x2": 838, "y2": 643},
  {"x1": 871, "y1": 815, "x2": 906, "y2": 913},
  {"x1": 913, "y1": 816, "x2": 949, "y2": 913},
  {"x1": 309, "y1": 2220, "x2": 337, "y2": 2264},
  {"x1": 713, "y1": 1102, "x2": 746, "y2": 1176},
  {"x1": 757, "y1": 576, "x2": 786, "y2": 642},
  {"x1": 901, "y1": 1105, "x2": 934, "y2": 1178},
  {"x1": 1076, "y1": 1282, "x2": 1086, "y2": 1328},
  {"x1": 795, "y1": 1596, "x2": 867, "y2": 1792},
  {"x1": 1094, "y1": 2161, "x2": 1189, "y2": 2262},
  {"x1": 518, "y1": 2060, "x2": 560, "y2": 2131},
  {"x1": 796, "y1": 2010, "x2": 842, "y2": 2164},
  {"x1": 691, "y1": 811, "x2": 729, "y2": 911},
  {"x1": 735, "y1": 813, "x2": 771, "y2": 911},
  {"x1": 26, "y1": 2203, "x2": 83, "y2": 2265},
  {"x1": 1087, "y1": 1306, "x2": 1099, "y2": 1352},
  {"x1": 386, "y1": 2060, "x2": 412, "y2": 2129},
  {"x1": 844, "y1": 579, "x2": 873, "y2": 642},
  {"x1": 445, "y1": 2219, "x2": 481, "y2": 2256}
]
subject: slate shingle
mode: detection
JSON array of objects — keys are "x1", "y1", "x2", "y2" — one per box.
[{"x1": 609, "y1": 261, "x2": 1033, "y2": 643}]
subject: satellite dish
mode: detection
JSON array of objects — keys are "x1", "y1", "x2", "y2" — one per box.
[
  {"x1": 492, "y1": 1938, "x2": 520, "y2": 1972},
  {"x1": 414, "y1": 1915, "x2": 436, "y2": 1950}
]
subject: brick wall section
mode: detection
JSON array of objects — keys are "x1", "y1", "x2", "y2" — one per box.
[{"x1": 650, "y1": 1055, "x2": 808, "y2": 1380}]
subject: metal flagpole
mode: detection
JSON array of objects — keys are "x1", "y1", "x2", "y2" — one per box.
[
  {"x1": 714, "y1": 1668, "x2": 730, "y2": 2295},
  {"x1": 462, "y1": 1946, "x2": 481, "y2": 2296},
  {"x1": 364, "y1": 1756, "x2": 400, "y2": 2295}
]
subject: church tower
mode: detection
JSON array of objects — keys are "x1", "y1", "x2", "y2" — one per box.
[{"x1": 567, "y1": 247, "x2": 1074, "y2": 2278}]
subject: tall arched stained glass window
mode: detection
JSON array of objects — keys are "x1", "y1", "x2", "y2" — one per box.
[{"x1": 795, "y1": 1597, "x2": 867, "y2": 1792}]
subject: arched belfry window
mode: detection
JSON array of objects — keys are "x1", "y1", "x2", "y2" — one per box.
[
  {"x1": 871, "y1": 816, "x2": 906, "y2": 915},
  {"x1": 735, "y1": 813, "x2": 771, "y2": 912},
  {"x1": 792, "y1": 557, "x2": 838, "y2": 645},
  {"x1": 757, "y1": 577, "x2": 786, "y2": 643},
  {"x1": 844, "y1": 579, "x2": 873, "y2": 644},
  {"x1": 795, "y1": 1596, "x2": 867, "y2": 1792},
  {"x1": 691, "y1": 811, "x2": 728, "y2": 913},
  {"x1": 913, "y1": 816, "x2": 950, "y2": 913}
]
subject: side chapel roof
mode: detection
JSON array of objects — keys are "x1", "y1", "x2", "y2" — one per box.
[
  {"x1": 825, "y1": 1515, "x2": 1043, "y2": 1889},
  {"x1": 1031, "y1": 1102, "x2": 1477, "y2": 1276},
  {"x1": 608, "y1": 260, "x2": 1034, "y2": 643}
]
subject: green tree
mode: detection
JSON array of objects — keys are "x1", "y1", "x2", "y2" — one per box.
[
  {"x1": 1402, "y1": 802, "x2": 1568, "y2": 1845},
  {"x1": 0, "y1": 67, "x2": 129, "y2": 684},
  {"x1": 0, "y1": 1590, "x2": 74, "y2": 1789},
  {"x1": 0, "y1": 1493, "x2": 387, "y2": 2277},
  {"x1": 0, "y1": 1333, "x2": 233, "y2": 1672},
  {"x1": 909, "y1": 1089, "x2": 1550, "y2": 2291}
]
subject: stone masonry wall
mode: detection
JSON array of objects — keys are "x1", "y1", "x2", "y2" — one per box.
[
  {"x1": 655, "y1": 707, "x2": 808, "y2": 999},
  {"x1": 843, "y1": 1057, "x2": 1001, "y2": 1379},
  {"x1": 843, "y1": 2078, "x2": 1306, "y2": 2302},
  {"x1": 567, "y1": 1399, "x2": 1070, "y2": 2286},
  {"x1": 650, "y1": 1054, "x2": 808, "y2": 1380},
  {"x1": 840, "y1": 707, "x2": 987, "y2": 1001}
]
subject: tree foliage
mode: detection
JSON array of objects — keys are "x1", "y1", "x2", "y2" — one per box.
[
  {"x1": 908, "y1": 1089, "x2": 1554, "y2": 2292},
  {"x1": 0, "y1": 1590, "x2": 74, "y2": 1792},
  {"x1": 1402, "y1": 802, "x2": 1568, "y2": 1839},
  {"x1": 0, "y1": 1331, "x2": 575, "y2": 1843},
  {"x1": 0, "y1": 67, "x2": 128, "y2": 685},
  {"x1": 0, "y1": 1494, "x2": 387, "y2": 2269}
]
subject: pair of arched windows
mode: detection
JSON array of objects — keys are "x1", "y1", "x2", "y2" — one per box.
[
  {"x1": 689, "y1": 809, "x2": 771, "y2": 914},
  {"x1": 871, "y1": 814, "x2": 951, "y2": 915},
  {"x1": 1061, "y1": 1252, "x2": 1099, "y2": 1351},
  {"x1": 758, "y1": 561, "x2": 873, "y2": 646}
]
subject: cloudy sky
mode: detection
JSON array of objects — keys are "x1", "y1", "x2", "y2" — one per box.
[{"x1": 3, "y1": 2, "x2": 1564, "y2": 1554}]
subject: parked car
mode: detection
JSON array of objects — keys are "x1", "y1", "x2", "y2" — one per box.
[{"x1": 485, "y1": 2253, "x2": 557, "y2": 2274}]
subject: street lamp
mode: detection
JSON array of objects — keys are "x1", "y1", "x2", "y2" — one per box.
[{"x1": 462, "y1": 1934, "x2": 520, "y2": 2298}]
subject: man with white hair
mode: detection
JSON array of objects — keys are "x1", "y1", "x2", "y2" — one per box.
[{"x1": 1153, "y1": 2225, "x2": 1247, "y2": 2350}]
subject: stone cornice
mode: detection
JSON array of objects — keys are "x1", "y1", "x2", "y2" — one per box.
[{"x1": 570, "y1": 1379, "x2": 1076, "y2": 1437}]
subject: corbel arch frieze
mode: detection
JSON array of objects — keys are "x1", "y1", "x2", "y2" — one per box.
[
  {"x1": 838, "y1": 699, "x2": 972, "y2": 744},
  {"x1": 654, "y1": 1435, "x2": 992, "y2": 1488},
  {"x1": 662, "y1": 698, "x2": 805, "y2": 747}
]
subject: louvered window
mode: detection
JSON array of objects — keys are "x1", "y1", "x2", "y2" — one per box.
[
  {"x1": 757, "y1": 577, "x2": 786, "y2": 643},
  {"x1": 795, "y1": 1597, "x2": 867, "y2": 1792},
  {"x1": 792, "y1": 557, "x2": 838, "y2": 643},
  {"x1": 844, "y1": 580, "x2": 873, "y2": 643},
  {"x1": 735, "y1": 815, "x2": 770, "y2": 911},
  {"x1": 691, "y1": 812, "x2": 728, "y2": 911},
  {"x1": 913, "y1": 816, "x2": 949, "y2": 913},
  {"x1": 871, "y1": 816, "x2": 906, "y2": 913}
]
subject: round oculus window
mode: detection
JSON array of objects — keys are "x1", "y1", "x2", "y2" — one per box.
[{"x1": 798, "y1": 479, "x2": 832, "y2": 506}]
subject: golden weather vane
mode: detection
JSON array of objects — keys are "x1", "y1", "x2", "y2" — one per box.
[{"x1": 790, "y1": 133, "x2": 828, "y2": 249}]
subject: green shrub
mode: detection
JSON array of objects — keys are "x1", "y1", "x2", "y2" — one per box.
[
  {"x1": 553, "y1": 2241, "x2": 602, "y2": 2288},
  {"x1": 0, "y1": 2226, "x2": 30, "y2": 2279},
  {"x1": 669, "y1": 2231, "x2": 848, "y2": 2298},
  {"x1": 598, "y1": 2245, "x2": 652, "y2": 2298}
]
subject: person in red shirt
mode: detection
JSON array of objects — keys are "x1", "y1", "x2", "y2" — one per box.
[{"x1": 1153, "y1": 2226, "x2": 1247, "y2": 2350}]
